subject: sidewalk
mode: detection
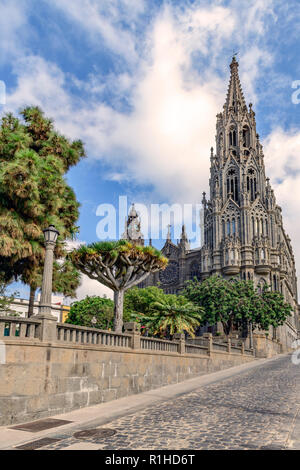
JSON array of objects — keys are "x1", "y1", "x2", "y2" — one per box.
[{"x1": 0, "y1": 354, "x2": 292, "y2": 450}]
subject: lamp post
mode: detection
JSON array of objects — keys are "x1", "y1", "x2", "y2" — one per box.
[{"x1": 38, "y1": 225, "x2": 59, "y2": 318}]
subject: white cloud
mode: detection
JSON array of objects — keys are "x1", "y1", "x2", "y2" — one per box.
[
  {"x1": 49, "y1": 0, "x2": 145, "y2": 64},
  {"x1": 5, "y1": 2, "x2": 275, "y2": 205},
  {"x1": 263, "y1": 127, "x2": 300, "y2": 294},
  {"x1": 76, "y1": 275, "x2": 113, "y2": 301},
  {"x1": 64, "y1": 240, "x2": 114, "y2": 300},
  {"x1": 263, "y1": 128, "x2": 300, "y2": 267},
  {"x1": 0, "y1": 0, "x2": 28, "y2": 63}
]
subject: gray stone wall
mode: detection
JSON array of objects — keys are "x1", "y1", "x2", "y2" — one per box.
[{"x1": 0, "y1": 339, "x2": 254, "y2": 426}]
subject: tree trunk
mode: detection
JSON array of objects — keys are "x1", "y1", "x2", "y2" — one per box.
[
  {"x1": 223, "y1": 321, "x2": 232, "y2": 338},
  {"x1": 113, "y1": 290, "x2": 124, "y2": 332},
  {"x1": 28, "y1": 285, "x2": 36, "y2": 318}
]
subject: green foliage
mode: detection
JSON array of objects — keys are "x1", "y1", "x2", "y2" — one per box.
[
  {"x1": 0, "y1": 283, "x2": 19, "y2": 316},
  {"x1": 124, "y1": 286, "x2": 166, "y2": 318},
  {"x1": 184, "y1": 275, "x2": 293, "y2": 336},
  {"x1": 0, "y1": 106, "x2": 85, "y2": 299},
  {"x1": 125, "y1": 286, "x2": 203, "y2": 338},
  {"x1": 255, "y1": 285, "x2": 293, "y2": 331},
  {"x1": 71, "y1": 240, "x2": 168, "y2": 264},
  {"x1": 65, "y1": 296, "x2": 115, "y2": 330}
]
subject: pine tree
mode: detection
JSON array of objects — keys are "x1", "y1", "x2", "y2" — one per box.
[{"x1": 0, "y1": 107, "x2": 85, "y2": 314}]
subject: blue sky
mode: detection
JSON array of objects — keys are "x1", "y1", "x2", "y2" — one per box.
[{"x1": 1, "y1": 0, "x2": 300, "y2": 299}]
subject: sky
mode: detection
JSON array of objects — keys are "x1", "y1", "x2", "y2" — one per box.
[{"x1": 1, "y1": 0, "x2": 300, "y2": 302}]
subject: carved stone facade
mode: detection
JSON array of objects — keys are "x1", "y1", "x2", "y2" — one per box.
[{"x1": 139, "y1": 58, "x2": 299, "y2": 349}]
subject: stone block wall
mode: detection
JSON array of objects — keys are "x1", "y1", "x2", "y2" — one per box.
[{"x1": 0, "y1": 339, "x2": 255, "y2": 426}]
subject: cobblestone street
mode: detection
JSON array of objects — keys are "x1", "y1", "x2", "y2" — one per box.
[{"x1": 9, "y1": 354, "x2": 299, "y2": 451}]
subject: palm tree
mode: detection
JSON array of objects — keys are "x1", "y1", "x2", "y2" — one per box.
[{"x1": 138, "y1": 294, "x2": 203, "y2": 338}]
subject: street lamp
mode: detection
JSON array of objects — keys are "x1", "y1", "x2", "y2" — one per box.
[{"x1": 38, "y1": 225, "x2": 59, "y2": 318}]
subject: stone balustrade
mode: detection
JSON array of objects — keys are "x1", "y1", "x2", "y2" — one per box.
[
  {"x1": 185, "y1": 343, "x2": 207, "y2": 355},
  {"x1": 56, "y1": 323, "x2": 131, "y2": 348},
  {"x1": 140, "y1": 336, "x2": 179, "y2": 353},
  {"x1": 0, "y1": 316, "x2": 255, "y2": 357},
  {"x1": 0, "y1": 316, "x2": 41, "y2": 340}
]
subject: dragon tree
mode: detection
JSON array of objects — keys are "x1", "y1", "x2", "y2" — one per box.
[{"x1": 69, "y1": 240, "x2": 168, "y2": 332}]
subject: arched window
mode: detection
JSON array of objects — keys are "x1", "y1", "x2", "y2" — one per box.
[
  {"x1": 247, "y1": 168, "x2": 257, "y2": 201},
  {"x1": 227, "y1": 168, "x2": 239, "y2": 202},
  {"x1": 242, "y1": 125, "x2": 250, "y2": 147},
  {"x1": 229, "y1": 127, "x2": 237, "y2": 147}
]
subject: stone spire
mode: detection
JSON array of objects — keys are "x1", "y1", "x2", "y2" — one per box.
[
  {"x1": 166, "y1": 224, "x2": 172, "y2": 241},
  {"x1": 178, "y1": 224, "x2": 190, "y2": 251},
  {"x1": 224, "y1": 56, "x2": 247, "y2": 116}
]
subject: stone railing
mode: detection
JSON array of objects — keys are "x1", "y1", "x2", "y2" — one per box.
[
  {"x1": 140, "y1": 336, "x2": 179, "y2": 353},
  {"x1": 185, "y1": 343, "x2": 207, "y2": 355},
  {"x1": 0, "y1": 316, "x2": 41, "y2": 340},
  {"x1": 56, "y1": 323, "x2": 131, "y2": 348},
  {"x1": 0, "y1": 316, "x2": 255, "y2": 357}
]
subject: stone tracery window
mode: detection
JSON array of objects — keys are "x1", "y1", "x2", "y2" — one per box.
[
  {"x1": 227, "y1": 168, "x2": 239, "y2": 202},
  {"x1": 229, "y1": 126, "x2": 237, "y2": 147},
  {"x1": 247, "y1": 168, "x2": 257, "y2": 201}
]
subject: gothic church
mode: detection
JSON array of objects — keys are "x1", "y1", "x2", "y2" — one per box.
[{"x1": 124, "y1": 58, "x2": 299, "y2": 349}]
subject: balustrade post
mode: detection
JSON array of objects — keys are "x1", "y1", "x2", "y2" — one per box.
[
  {"x1": 173, "y1": 333, "x2": 185, "y2": 354},
  {"x1": 37, "y1": 316, "x2": 57, "y2": 342},
  {"x1": 203, "y1": 332, "x2": 213, "y2": 356},
  {"x1": 241, "y1": 342, "x2": 245, "y2": 355},
  {"x1": 124, "y1": 322, "x2": 141, "y2": 350},
  {"x1": 227, "y1": 337, "x2": 231, "y2": 354}
]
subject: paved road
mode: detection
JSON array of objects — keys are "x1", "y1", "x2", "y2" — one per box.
[{"x1": 25, "y1": 354, "x2": 300, "y2": 450}]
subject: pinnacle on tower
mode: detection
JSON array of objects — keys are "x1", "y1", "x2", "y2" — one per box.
[
  {"x1": 224, "y1": 56, "x2": 247, "y2": 115},
  {"x1": 166, "y1": 224, "x2": 172, "y2": 241},
  {"x1": 179, "y1": 224, "x2": 190, "y2": 251}
]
